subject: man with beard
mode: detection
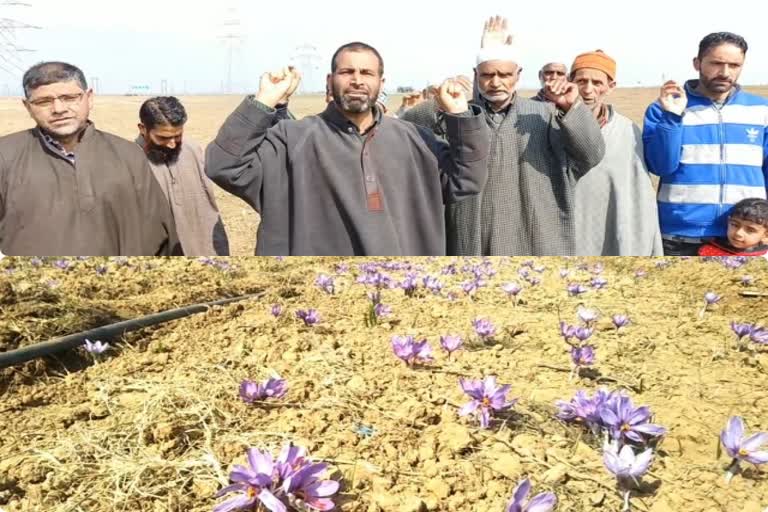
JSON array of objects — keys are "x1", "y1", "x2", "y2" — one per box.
[
  {"x1": 0, "y1": 61, "x2": 180, "y2": 256},
  {"x1": 137, "y1": 96, "x2": 229, "y2": 256},
  {"x1": 532, "y1": 62, "x2": 568, "y2": 103},
  {"x1": 643, "y1": 32, "x2": 768, "y2": 256},
  {"x1": 569, "y1": 50, "x2": 663, "y2": 255},
  {"x1": 205, "y1": 42, "x2": 490, "y2": 255},
  {"x1": 404, "y1": 17, "x2": 605, "y2": 255}
]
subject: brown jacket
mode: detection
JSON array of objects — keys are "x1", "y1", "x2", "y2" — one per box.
[
  {"x1": 206, "y1": 98, "x2": 490, "y2": 256},
  {"x1": 0, "y1": 124, "x2": 181, "y2": 256}
]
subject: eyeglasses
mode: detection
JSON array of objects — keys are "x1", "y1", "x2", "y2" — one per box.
[{"x1": 27, "y1": 92, "x2": 85, "y2": 109}]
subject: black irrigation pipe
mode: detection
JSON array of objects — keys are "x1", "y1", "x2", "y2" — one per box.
[{"x1": 0, "y1": 292, "x2": 265, "y2": 369}]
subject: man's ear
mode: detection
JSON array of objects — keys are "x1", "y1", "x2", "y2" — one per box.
[{"x1": 693, "y1": 57, "x2": 701, "y2": 73}]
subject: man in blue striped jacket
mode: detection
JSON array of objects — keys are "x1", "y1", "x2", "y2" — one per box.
[{"x1": 643, "y1": 32, "x2": 768, "y2": 256}]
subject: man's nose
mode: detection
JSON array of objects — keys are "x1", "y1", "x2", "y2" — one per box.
[{"x1": 51, "y1": 98, "x2": 68, "y2": 113}]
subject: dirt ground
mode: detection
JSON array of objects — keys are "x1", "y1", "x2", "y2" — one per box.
[
  {"x1": 3, "y1": 86, "x2": 768, "y2": 255},
  {"x1": 0, "y1": 256, "x2": 767, "y2": 512}
]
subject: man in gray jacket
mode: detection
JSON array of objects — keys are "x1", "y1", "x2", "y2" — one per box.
[
  {"x1": 403, "y1": 18, "x2": 606, "y2": 256},
  {"x1": 206, "y1": 42, "x2": 490, "y2": 256}
]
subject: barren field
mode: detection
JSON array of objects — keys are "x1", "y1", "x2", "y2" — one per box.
[
  {"x1": 3, "y1": 86, "x2": 767, "y2": 255},
  {"x1": 1, "y1": 256, "x2": 767, "y2": 511}
]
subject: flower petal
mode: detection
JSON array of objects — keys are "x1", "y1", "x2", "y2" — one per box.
[
  {"x1": 213, "y1": 493, "x2": 256, "y2": 512},
  {"x1": 305, "y1": 479, "x2": 340, "y2": 498},
  {"x1": 214, "y1": 483, "x2": 247, "y2": 498},
  {"x1": 627, "y1": 406, "x2": 651, "y2": 425},
  {"x1": 305, "y1": 497, "x2": 337, "y2": 511},
  {"x1": 744, "y1": 451, "x2": 768, "y2": 465},
  {"x1": 722, "y1": 416, "x2": 744, "y2": 454},
  {"x1": 632, "y1": 448, "x2": 654, "y2": 477},
  {"x1": 741, "y1": 432, "x2": 768, "y2": 453},
  {"x1": 247, "y1": 448, "x2": 274, "y2": 476},
  {"x1": 633, "y1": 423, "x2": 666, "y2": 437},
  {"x1": 259, "y1": 489, "x2": 287, "y2": 512},
  {"x1": 600, "y1": 408, "x2": 620, "y2": 428},
  {"x1": 511, "y1": 478, "x2": 530, "y2": 505},
  {"x1": 459, "y1": 400, "x2": 480, "y2": 417},
  {"x1": 526, "y1": 492, "x2": 558, "y2": 512}
]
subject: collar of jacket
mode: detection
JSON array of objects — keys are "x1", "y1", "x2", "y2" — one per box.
[
  {"x1": 35, "y1": 120, "x2": 95, "y2": 145},
  {"x1": 710, "y1": 237, "x2": 768, "y2": 255},
  {"x1": 684, "y1": 79, "x2": 742, "y2": 105},
  {"x1": 321, "y1": 102, "x2": 383, "y2": 134}
]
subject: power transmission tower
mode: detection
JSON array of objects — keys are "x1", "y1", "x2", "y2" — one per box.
[
  {"x1": 219, "y1": 6, "x2": 243, "y2": 94},
  {"x1": 0, "y1": 1, "x2": 40, "y2": 81},
  {"x1": 290, "y1": 43, "x2": 322, "y2": 94},
  {"x1": 160, "y1": 79, "x2": 168, "y2": 95},
  {"x1": 90, "y1": 76, "x2": 100, "y2": 94}
]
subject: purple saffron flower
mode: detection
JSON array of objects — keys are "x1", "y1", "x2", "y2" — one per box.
[
  {"x1": 295, "y1": 309, "x2": 320, "y2": 327},
  {"x1": 521, "y1": 260, "x2": 535, "y2": 268},
  {"x1": 441, "y1": 263, "x2": 458, "y2": 275},
  {"x1": 612, "y1": 315, "x2": 631, "y2": 330},
  {"x1": 315, "y1": 274, "x2": 335, "y2": 295},
  {"x1": 518, "y1": 268, "x2": 531, "y2": 279},
  {"x1": 555, "y1": 388, "x2": 613, "y2": 430},
  {"x1": 84, "y1": 339, "x2": 109, "y2": 354},
  {"x1": 559, "y1": 322, "x2": 578, "y2": 342},
  {"x1": 472, "y1": 318, "x2": 497, "y2": 340},
  {"x1": 591, "y1": 277, "x2": 608, "y2": 290},
  {"x1": 53, "y1": 259, "x2": 71, "y2": 270},
  {"x1": 271, "y1": 304, "x2": 283, "y2": 318},
  {"x1": 526, "y1": 276, "x2": 541, "y2": 287},
  {"x1": 30, "y1": 257, "x2": 43, "y2": 267},
  {"x1": 505, "y1": 478, "x2": 557, "y2": 512},
  {"x1": 335, "y1": 263, "x2": 349, "y2": 274},
  {"x1": 239, "y1": 377, "x2": 288, "y2": 403},
  {"x1": 95, "y1": 265, "x2": 108, "y2": 276},
  {"x1": 603, "y1": 442, "x2": 654, "y2": 480},
  {"x1": 373, "y1": 303, "x2": 391, "y2": 318},
  {"x1": 591, "y1": 263, "x2": 605, "y2": 275},
  {"x1": 720, "y1": 416, "x2": 768, "y2": 465},
  {"x1": 502, "y1": 283, "x2": 523, "y2": 297},
  {"x1": 740, "y1": 275, "x2": 754, "y2": 286},
  {"x1": 440, "y1": 335, "x2": 464, "y2": 356},
  {"x1": 400, "y1": 274, "x2": 419, "y2": 296},
  {"x1": 567, "y1": 283, "x2": 588, "y2": 296},
  {"x1": 571, "y1": 345, "x2": 595, "y2": 367},
  {"x1": 600, "y1": 396, "x2": 667, "y2": 444},
  {"x1": 704, "y1": 292, "x2": 721, "y2": 305},
  {"x1": 462, "y1": 280, "x2": 481, "y2": 297},
  {"x1": 282, "y1": 462, "x2": 340, "y2": 511},
  {"x1": 458, "y1": 376, "x2": 517, "y2": 428},
  {"x1": 275, "y1": 443, "x2": 309, "y2": 480},
  {"x1": 533, "y1": 265, "x2": 546, "y2": 274},
  {"x1": 423, "y1": 276, "x2": 443, "y2": 294},
  {"x1": 214, "y1": 448, "x2": 285, "y2": 512},
  {"x1": 391, "y1": 336, "x2": 432, "y2": 366},
  {"x1": 577, "y1": 307, "x2": 599, "y2": 325},
  {"x1": 634, "y1": 269, "x2": 647, "y2": 279},
  {"x1": 573, "y1": 326, "x2": 594, "y2": 343},
  {"x1": 749, "y1": 327, "x2": 768, "y2": 345}
]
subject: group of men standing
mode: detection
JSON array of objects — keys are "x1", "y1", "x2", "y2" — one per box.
[{"x1": 0, "y1": 17, "x2": 766, "y2": 257}]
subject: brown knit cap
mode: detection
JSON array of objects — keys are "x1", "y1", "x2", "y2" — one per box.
[{"x1": 571, "y1": 50, "x2": 616, "y2": 81}]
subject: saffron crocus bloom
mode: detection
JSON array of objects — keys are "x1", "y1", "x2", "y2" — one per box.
[
  {"x1": 612, "y1": 315, "x2": 631, "y2": 330},
  {"x1": 423, "y1": 276, "x2": 443, "y2": 294},
  {"x1": 472, "y1": 318, "x2": 497, "y2": 340},
  {"x1": 573, "y1": 327, "x2": 594, "y2": 343},
  {"x1": 567, "y1": 283, "x2": 588, "y2": 296},
  {"x1": 502, "y1": 282, "x2": 523, "y2": 297},
  {"x1": 749, "y1": 327, "x2": 768, "y2": 345},
  {"x1": 275, "y1": 443, "x2": 309, "y2": 480},
  {"x1": 440, "y1": 335, "x2": 464, "y2": 356},
  {"x1": 458, "y1": 376, "x2": 517, "y2": 428},
  {"x1": 391, "y1": 336, "x2": 432, "y2": 366},
  {"x1": 239, "y1": 377, "x2": 288, "y2": 403},
  {"x1": 600, "y1": 396, "x2": 667, "y2": 444},
  {"x1": 559, "y1": 269, "x2": 570, "y2": 279},
  {"x1": 214, "y1": 448, "x2": 285, "y2": 512},
  {"x1": 282, "y1": 462, "x2": 340, "y2": 511},
  {"x1": 577, "y1": 307, "x2": 599, "y2": 325},
  {"x1": 400, "y1": 275, "x2": 419, "y2": 296},
  {"x1": 740, "y1": 275, "x2": 754, "y2": 286},
  {"x1": 603, "y1": 442, "x2": 653, "y2": 481},
  {"x1": 271, "y1": 304, "x2": 283, "y2": 318},
  {"x1": 373, "y1": 303, "x2": 391, "y2": 318},
  {"x1": 462, "y1": 280, "x2": 481, "y2": 296},
  {"x1": 704, "y1": 292, "x2": 721, "y2": 305},
  {"x1": 720, "y1": 416, "x2": 768, "y2": 465},
  {"x1": 559, "y1": 322, "x2": 578, "y2": 342},
  {"x1": 555, "y1": 388, "x2": 613, "y2": 431},
  {"x1": 84, "y1": 339, "x2": 109, "y2": 354},
  {"x1": 315, "y1": 275, "x2": 335, "y2": 294},
  {"x1": 505, "y1": 478, "x2": 557, "y2": 512},
  {"x1": 526, "y1": 276, "x2": 541, "y2": 287},
  {"x1": 518, "y1": 268, "x2": 531, "y2": 278},
  {"x1": 53, "y1": 259, "x2": 71, "y2": 270},
  {"x1": 296, "y1": 309, "x2": 320, "y2": 326},
  {"x1": 95, "y1": 265, "x2": 108, "y2": 276},
  {"x1": 571, "y1": 345, "x2": 595, "y2": 366},
  {"x1": 591, "y1": 277, "x2": 608, "y2": 290}
]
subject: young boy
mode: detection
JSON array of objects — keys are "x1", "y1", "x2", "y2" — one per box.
[{"x1": 698, "y1": 198, "x2": 768, "y2": 257}]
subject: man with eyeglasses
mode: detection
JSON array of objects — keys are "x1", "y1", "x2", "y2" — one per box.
[
  {"x1": 0, "y1": 61, "x2": 181, "y2": 256},
  {"x1": 532, "y1": 62, "x2": 568, "y2": 103}
]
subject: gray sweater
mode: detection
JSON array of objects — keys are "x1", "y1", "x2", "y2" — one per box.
[
  {"x1": 573, "y1": 108, "x2": 664, "y2": 256},
  {"x1": 206, "y1": 98, "x2": 490, "y2": 255}
]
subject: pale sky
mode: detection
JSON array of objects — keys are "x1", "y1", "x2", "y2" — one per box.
[{"x1": 1, "y1": 0, "x2": 767, "y2": 95}]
